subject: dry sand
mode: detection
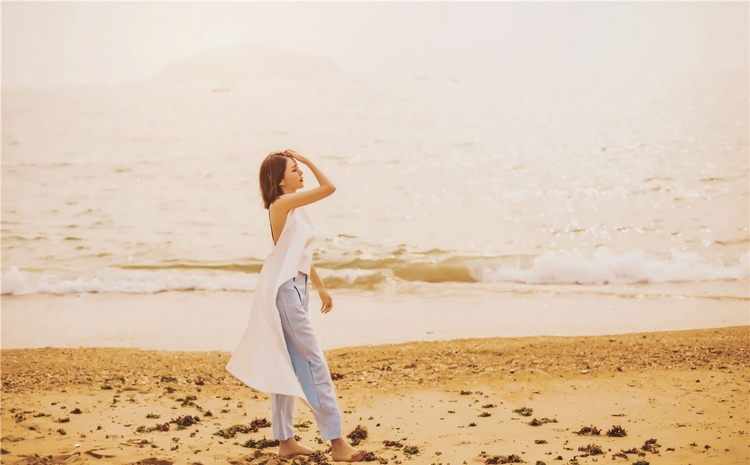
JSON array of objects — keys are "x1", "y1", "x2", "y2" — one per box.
[{"x1": 1, "y1": 327, "x2": 748, "y2": 465}]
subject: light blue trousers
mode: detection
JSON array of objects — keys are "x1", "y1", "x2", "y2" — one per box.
[{"x1": 272, "y1": 271, "x2": 342, "y2": 441}]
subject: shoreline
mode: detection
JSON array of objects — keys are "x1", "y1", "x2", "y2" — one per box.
[
  {"x1": 2, "y1": 282, "x2": 748, "y2": 351},
  {"x1": 2, "y1": 327, "x2": 748, "y2": 464}
]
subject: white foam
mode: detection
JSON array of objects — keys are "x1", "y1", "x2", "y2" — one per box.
[
  {"x1": 3, "y1": 250, "x2": 748, "y2": 295},
  {"x1": 474, "y1": 249, "x2": 749, "y2": 285},
  {"x1": 1, "y1": 267, "x2": 259, "y2": 295},
  {"x1": 317, "y1": 268, "x2": 385, "y2": 284}
]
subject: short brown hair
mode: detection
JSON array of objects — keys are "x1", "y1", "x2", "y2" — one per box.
[{"x1": 259, "y1": 151, "x2": 292, "y2": 209}]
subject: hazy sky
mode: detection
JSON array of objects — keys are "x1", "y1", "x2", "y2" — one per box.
[{"x1": 2, "y1": 1, "x2": 748, "y2": 88}]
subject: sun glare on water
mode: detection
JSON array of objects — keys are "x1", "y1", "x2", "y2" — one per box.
[{"x1": 203, "y1": 25, "x2": 243, "y2": 50}]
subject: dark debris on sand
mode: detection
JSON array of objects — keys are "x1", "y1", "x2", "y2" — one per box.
[
  {"x1": 512, "y1": 407, "x2": 533, "y2": 417},
  {"x1": 606, "y1": 424, "x2": 627, "y2": 437},
  {"x1": 228, "y1": 450, "x2": 340, "y2": 465},
  {"x1": 362, "y1": 452, "x2": 388, "y2": 463},
  {"x1": 308, "y1": 451, "x2": 330, "y2": 464},
  {"x1": 215, "y1": 418, "x2": 272, "y2": 439},
  {"x1": 241, "y1": 437, "x2": 280, "y2": 449},
  {"x1": 3, "y1": 328, "x2": 747, "y2": 393},
  {"x1": 528, "y1": 417, "x2": 557, "y2": 426},
  {"x1": 573, "y1": 425, "x2": 601, "y2": 436},
  {"x1": 641, "y1": 438, "x2": 661, "y2": 454},
  {"x1": 483, "y1": 453, "x2": 525, "y2": 464},
  {"x1": 171, "y1": 415, "x2": 199, "y2": 429},
  {"x1": 346, "y1": 424, "x2": 368, "y2": 446},
  {"x1": 125, "y1": 459, "x2": 174, "y2": 465},
  {"x1": 577, "y1": 444, "x2": 604, "y2": 456}
]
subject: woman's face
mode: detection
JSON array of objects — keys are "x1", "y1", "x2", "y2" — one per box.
[{"x1": 280, "y1": 156, "x2": 304, "y2": 193}]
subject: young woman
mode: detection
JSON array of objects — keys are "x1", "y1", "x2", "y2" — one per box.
[{"x1": 226, "y1": 150, "x2": 366, "y2": 462}]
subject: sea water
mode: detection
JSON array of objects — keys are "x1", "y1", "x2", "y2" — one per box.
[{"x1": 2, "y1": 72, "x2": 748, "y2": 303}]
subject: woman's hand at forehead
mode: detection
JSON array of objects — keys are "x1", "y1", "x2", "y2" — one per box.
[{"x1": 284, "y1": 149, "x2": 309, "y2": 165}]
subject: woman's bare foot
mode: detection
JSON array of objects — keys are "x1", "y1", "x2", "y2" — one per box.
[
  {"x1": 278, "y1": 437, "x2": 315, "y2": 458},
  {"x1": 330, "y1": 437, "x2": 366, "y2": 462}
]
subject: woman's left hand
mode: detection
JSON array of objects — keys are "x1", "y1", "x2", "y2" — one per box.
[{"x1": 318, "y1": 289, "x2": 333, "y2": 314}]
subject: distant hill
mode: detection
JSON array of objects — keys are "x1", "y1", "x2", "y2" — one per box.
[{"x1": 153, "y1": 44, "x2": 348, "y2": 84}]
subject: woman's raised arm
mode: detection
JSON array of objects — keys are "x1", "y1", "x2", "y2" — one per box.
[{"x1": 272, "y1": 150, "x2": 336, "y2": 213}]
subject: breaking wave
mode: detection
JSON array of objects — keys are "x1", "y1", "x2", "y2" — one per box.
[
  {"x1": 1, "y1": 267, "x2": 260, "y2": 295},
  {"x1": 2, "y1": 249, "x2": 747, "y2": 295}
]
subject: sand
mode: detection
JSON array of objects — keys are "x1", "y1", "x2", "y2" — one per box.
[
  {"x1": 1, "y1": 326, "x2": 748, "y2": 465},
  {"x1": 2, "y1": 282, "x2": 747, "y2": 351}
]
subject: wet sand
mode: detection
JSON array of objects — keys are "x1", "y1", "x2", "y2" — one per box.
[
  {"x1": 2, "y1": 326, "x2": 748, "y2": 464},
  {"x1": 2, "y1": 281, "x2": 747, "y2": 351}
]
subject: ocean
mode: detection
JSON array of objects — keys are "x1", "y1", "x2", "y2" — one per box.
[{"x1": 2, "y1": 72, "x2": 748, "y2": 303}]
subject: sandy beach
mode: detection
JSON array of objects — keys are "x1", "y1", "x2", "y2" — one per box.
[
  {"x1": 2, "y1": 326, "x2": 748, "y2": 464},
  {"x1": 2, "y1": 3, "x2": 748, "y2": 465}
]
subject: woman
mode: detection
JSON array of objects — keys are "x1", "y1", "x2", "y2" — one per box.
[{"x1": 226, "y1": 150, "x2": 366, "y2": 462}]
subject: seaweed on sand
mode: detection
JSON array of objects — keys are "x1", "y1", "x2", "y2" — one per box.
[{"x1": 346, "y1": 425, "x2": 368, "y2": 446}]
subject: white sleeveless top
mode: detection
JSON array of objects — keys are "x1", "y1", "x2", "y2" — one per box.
[
  {"x1": 293, "y1": 209, "x2": 315, "y2": 275},
  {"x1": 226, "y1": 208, "x2": 315, "y2": 398}
]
